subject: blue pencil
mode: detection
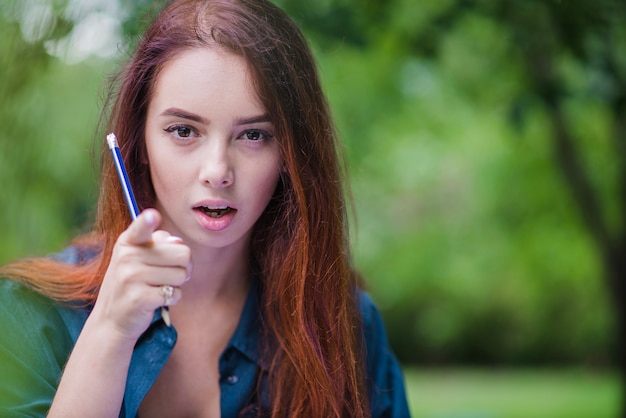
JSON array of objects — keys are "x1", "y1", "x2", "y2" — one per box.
[{"x1": 106, "y1": 133, "x2": 140, "y2": 220}]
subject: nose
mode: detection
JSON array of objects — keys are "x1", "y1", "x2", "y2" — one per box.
[{"x1": 198, "y1": 140, "x2": 233, "y2": 188}]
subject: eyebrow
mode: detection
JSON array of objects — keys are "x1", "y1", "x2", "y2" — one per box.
[
  {"x1": 160, "y1": 108, "x2": 209, "y2": 125},
  {"x1": 235, "y1": 115, "x2": 272, "y2": 126},
  {"x1": 160, "y1": 107, "x2": 271, "y2": 127}
]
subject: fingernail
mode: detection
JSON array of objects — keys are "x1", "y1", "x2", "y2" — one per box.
[
  {"x1": 145, "y1": 210, "x2": 156, "y2": 225},
  {"x1": 185, "y1": 263, "x2": 192, "y2": 282},
  {"x1": 166, "y1": 235, "x2": 183, "y2": 243}
]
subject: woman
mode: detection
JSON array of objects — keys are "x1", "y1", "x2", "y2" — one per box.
[{"x1": 0, "y1": 0, "x2": 410, "y2": 417}]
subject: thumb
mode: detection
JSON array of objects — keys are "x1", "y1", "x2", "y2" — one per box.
[{"x1": 123, "y1": 208, "x2": 161, "y2": 246}]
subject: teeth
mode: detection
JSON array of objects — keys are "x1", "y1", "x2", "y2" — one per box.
[{"x1": 198, "y1": 206, "x2": 232, "y2": 218}]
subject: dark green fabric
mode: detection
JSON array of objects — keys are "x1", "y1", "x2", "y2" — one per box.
[{"x1": 0, "y1": 279, "x2": 88, "y2": 417}]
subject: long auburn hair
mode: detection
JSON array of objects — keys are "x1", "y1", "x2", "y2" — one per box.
[{"x1": 1, "y1": 0, "x2": 367, "y2": 416}]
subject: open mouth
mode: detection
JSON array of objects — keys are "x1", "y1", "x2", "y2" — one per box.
[{"x1": 196, "y1": 206, "x2": 235, "y2": 218}]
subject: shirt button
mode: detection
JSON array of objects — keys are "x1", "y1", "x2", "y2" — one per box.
[{"x1": 226, "y1": 375, "x2": 239, "y2": 385}]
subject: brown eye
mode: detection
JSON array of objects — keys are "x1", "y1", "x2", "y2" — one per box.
[
  {"x1": 164, "y1": 125, "x2": 196, "y2": 139},
  {"x1": 240, "y1": 129, "x2": 272, "y2": 141},
  {"x1": 176, "y1": 126, "x2": 192, "y2": 137},
  {"x1": 245, "y1": 130, "x2": 261, "y2": 140}
]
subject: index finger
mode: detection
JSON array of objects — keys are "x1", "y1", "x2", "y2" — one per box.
[{"x1": 122, "y1": 209, "x2": 161, "y2": 246}]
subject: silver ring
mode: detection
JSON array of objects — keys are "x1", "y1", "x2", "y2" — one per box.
[{"x1": 160, "y1": 285, "x2": 174, "y2": 306}]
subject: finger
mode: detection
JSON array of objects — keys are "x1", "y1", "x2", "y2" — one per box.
[
  {"x1": 150, "y1": 230, "x2": 183, "y2": 244},
  {"x1": 151, "y1": 230, "x2": 172, "y2": 243},
  {"x1": 164, "y1": 236, "x2": 192, "y2": 280},
  {"x1": 166, "y1": 235, "x2": 183, "y2": 244},
  {"x1": 123, "y1": 209, "x2": 161, "y2": 246},
  {"x1": 141, "y1": 265, "x2": 190, "y2": 287},
  {"x1": 146, "y1": 234, "x2": 192, "y2": 280},
  {"x1": 140, "y1": 241, "x2": 191, "y2": 269}
]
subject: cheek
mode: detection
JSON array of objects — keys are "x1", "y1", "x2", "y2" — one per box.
[
  {"x1": 258, "y1": 170, "x2": 281, "y2": 199},
  {"x1": 251, "y1": 163, "x2": 282, "y2": 206},
  {"x1": 147, "y1": 148, "x2": 182, "y2": 195}
]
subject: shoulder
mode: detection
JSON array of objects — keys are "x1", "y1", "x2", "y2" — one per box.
[
  {"x1": 49, "y1": 245, "x2": 99, "y2": 266},
  {"x1": 0, "y1": 277, "x2": 88, "y2": 355},
  {"x1": 356, "y1": 289, "x2": 411, "y2": 418},
  {"x1": 356, "y1": 290, "x2": 392, "y2": 354},
  {"x1": 357, "y1": 290, "x2": 383, "y2": 330},
  {"x1": 0, "y1": 278, "x2": 77, "y2": 367},
  {"x1": 0, "y1": 278, "x2": 66, "y2": 334},
  {"x1": 0, "y1": 245, "x2": 96, "y2": 345}
]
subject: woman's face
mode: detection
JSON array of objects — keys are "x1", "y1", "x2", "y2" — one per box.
[{"x1": 144, "y1": 47, "x2": 282, "y2": 254}]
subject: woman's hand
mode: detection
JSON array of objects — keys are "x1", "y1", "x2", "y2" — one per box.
[
  {"x1": 92, "y1": 208, "x2": 192, "y2": 341},
  {"x1": 49, "y1": 208, "x2": 191, "y2": 417}
]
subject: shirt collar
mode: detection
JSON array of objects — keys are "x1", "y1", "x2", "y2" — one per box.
[{"x1": 223, "y1": 278, "x2": 268, "y2": 370}]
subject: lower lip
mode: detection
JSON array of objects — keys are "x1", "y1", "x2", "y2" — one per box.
[{"x1": 193, "y1": 209, "x2": 236, "y2": 231}]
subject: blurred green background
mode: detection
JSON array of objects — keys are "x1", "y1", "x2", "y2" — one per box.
[{"x1": 1, "y1": 0, "x2": 623, "y2": 416}]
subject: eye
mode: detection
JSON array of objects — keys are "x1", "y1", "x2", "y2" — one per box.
[
  {"x1": 239, "y1": 129, "x2": 273, "y2": 141},
  {"x1": 164, "y1": 125, "x2": 197, "y2": 139}
]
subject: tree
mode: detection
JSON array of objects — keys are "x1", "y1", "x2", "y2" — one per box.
[
  {"x1": 282, "y1": 0, "x2": 623, "y2": 361},
  {"x1": 278, "y1": 0, "x2": 623, "y2": 413},
  {"x1": 2, "y1": 0, "x2": 620, "y2": 376}
]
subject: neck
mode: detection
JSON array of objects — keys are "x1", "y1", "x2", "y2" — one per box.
[{"x1": 182, "y1": 242, "x2": 252, "y2": 304}]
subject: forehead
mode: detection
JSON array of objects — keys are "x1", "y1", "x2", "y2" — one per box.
[{"x1": 150, "y1": 47, "x2": 262, "y2": 110}]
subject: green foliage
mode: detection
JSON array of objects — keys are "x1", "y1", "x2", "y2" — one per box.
[
  {"x1": 405, "y1": 368, "x2": 622, "y2": 418},
  {"x1": 0, "y1": 56, "x2": 105, "y2": 262},
  {"x1": 0, "y1": 0, "x2": 622, "y2": 368},
  {"x1": 295, "y1": 0, "x2": 622, "y2": 366},
  {"x1": 0, "y1": 6, "x2": 105, "y2": 263}
]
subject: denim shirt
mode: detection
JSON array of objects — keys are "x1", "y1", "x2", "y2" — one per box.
[{"x1": 0, "y1": 251, "x2": 410, "y2": 417}]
